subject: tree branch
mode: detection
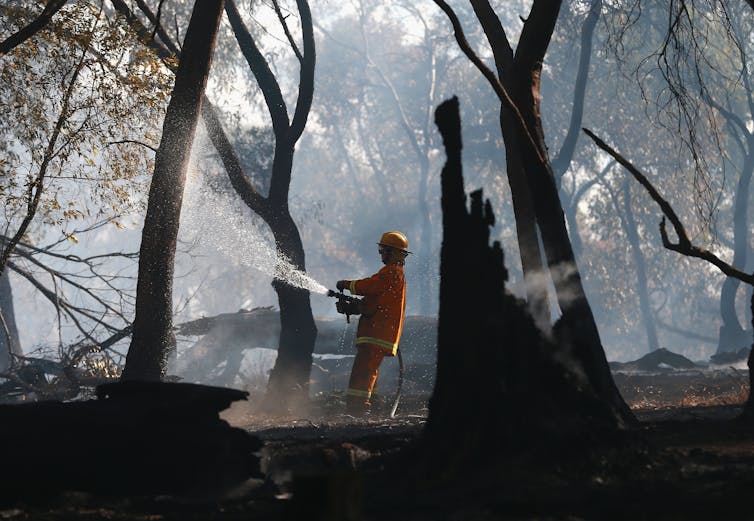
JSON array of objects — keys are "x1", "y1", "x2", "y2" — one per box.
[
  {"x1": 200, "y1": 99, "x2": 268, "y2": 215},
  {"x1": 108, "y1": 139, "x2": 158, "y2": 153},
  {"x1": 584, "y1": 127, "x2": 754, "y2": 285},
  {"x1": 271, "y1": 0, "x2": 302, "y2": 62},
  {"x1": 225, "y1": 0, "x2": 289, "y2": 136},
  {"x1": 287, "y1": 0, "x2": 315, "y2": 145},
  {"x1": 552, "y1": 0, "x2": 602, "y2": 178},
  {"x1": 431, "y1": 0, "x2": 546, "y2": 165},
  {"x1": 0, "y1": 0, "x2": 69, "y2": 58}
]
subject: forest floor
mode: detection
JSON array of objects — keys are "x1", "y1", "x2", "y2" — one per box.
[{"x1": 4, "y1": 368, "x2": 754, "y2": 520}]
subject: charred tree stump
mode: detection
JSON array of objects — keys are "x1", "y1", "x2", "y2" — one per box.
[
  {"x1": 0, "y1": 381, "x2": 262, "y2": 501},
  {"x1": 423, "y1": 98, "x2": 623, "y2": 477}
]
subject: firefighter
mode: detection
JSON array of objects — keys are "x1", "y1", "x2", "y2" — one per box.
[{"x1": 335, "y1": 231, "x2": 409, "y2": 416}]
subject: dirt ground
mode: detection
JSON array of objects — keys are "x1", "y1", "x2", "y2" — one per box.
[{"x1": 4, "y1": 368, "x2": 754, "y2": 520}]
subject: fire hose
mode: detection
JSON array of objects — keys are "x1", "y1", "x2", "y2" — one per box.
[{"x1": 328, "y1": 290, "x2": 404, "y2": 417}]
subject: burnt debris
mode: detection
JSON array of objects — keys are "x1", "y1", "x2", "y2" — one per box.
[{"x1": 0, "y1": 381, "x2": 262, "y2": 501}]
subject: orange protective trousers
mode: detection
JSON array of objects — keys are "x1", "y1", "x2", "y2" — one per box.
[{"x1": 346, "y1": 345, "x2": 386, "y2": 410}]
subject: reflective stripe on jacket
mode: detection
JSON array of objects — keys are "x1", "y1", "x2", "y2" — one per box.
[{"x1": 345, "y1": 264, "x2": 406, "y2": 356}]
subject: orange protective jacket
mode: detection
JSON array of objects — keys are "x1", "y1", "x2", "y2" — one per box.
[{"x1": 345, "y1": 264, "x2": 406, "y2": 356}]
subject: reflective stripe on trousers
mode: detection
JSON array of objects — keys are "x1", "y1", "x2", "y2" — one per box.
[{"x1": 347, "y1": 344, "x2": 386, "y2": 406}]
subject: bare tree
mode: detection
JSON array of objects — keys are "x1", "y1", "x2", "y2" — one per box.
[{"x1": 0, "y1": 222, "x2": 138, "y2": 399}]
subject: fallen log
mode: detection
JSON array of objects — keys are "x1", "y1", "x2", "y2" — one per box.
[
  {"x1": 0, "y1": 381, "x2": 262, "y2": 501},
  {"x1": 609, "y1": 348, "x2": 700, "y2": 372},
  {"x1": 173, "y1": 309, "x2": 438, "y2": 386}
]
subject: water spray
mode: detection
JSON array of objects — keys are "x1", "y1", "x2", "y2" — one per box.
[{"x1": 182, "y1": 167, "x2": 404, "y2": 417}]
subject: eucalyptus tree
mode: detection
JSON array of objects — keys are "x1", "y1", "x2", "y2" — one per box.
[
  {"x1": 122, "y1": 0, "x2": 226, "y2": 381},
  {"x1": 219, "y1": 0, "x2": 318, "y2": 410}
]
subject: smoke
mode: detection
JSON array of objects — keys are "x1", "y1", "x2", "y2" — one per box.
[{"x1": 514, "y1": 262, "x2": 584, "y2": 334}]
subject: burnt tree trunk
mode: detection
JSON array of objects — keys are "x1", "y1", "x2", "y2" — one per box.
[
  {"x1": 122, "y1": 0, "x2": 225, "y2": 380},
  {"x1": 424, "y1": 98, "x2": 622, "y2": 475},
  {"x1": 265, "y1": 211, "x2": 317, "y2": 409},
  {"x1": 479, "y1": 0, "x2": 631, "y2": 422}
]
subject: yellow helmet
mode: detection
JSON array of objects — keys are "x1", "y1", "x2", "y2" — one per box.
[{"x1": 378, "y1": 231, "x2": 411, "y2": 254}]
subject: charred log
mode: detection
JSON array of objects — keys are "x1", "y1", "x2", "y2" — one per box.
[
  {"x1": 173, "y1": 309, "x2": 437, "y2": 387},
  {"x1": 609, "y1": 348, "x2": 699, "y2": 372},
  {"x1": 422, "y1": 98, "x2": 624, "y2": 476},
  {"x1": 0, "y1": 381, "x2": 261, "y2": 500}
]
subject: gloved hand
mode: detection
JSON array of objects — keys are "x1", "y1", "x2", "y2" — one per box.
[
  {"x1": 336, "y1": 298, "x2": 361, "y2": 316},
  {"x1": 336, "y1": 280, "x2": 348, "y2": 292}
]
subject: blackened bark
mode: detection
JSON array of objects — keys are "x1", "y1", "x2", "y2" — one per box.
[
  {"x1": 426, "y1": 97, "x2": 503, "y2": 459},
  {"x1": 122, "y1": 0, "x2": 225, "y2": 381},
  {"x1": 265, "y1": 212, "x2": 317, "y2": 409},
  {"x1": 424, "y1": 98, "x2": 622, "y2": 475},
  {"x1": 485, "y1": 0, "x2": 633, "y2": 421}
]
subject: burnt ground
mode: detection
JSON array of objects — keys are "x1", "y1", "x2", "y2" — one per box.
[{"x1": 4, "y1": 369, "x2": 754, "y2": 520}]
